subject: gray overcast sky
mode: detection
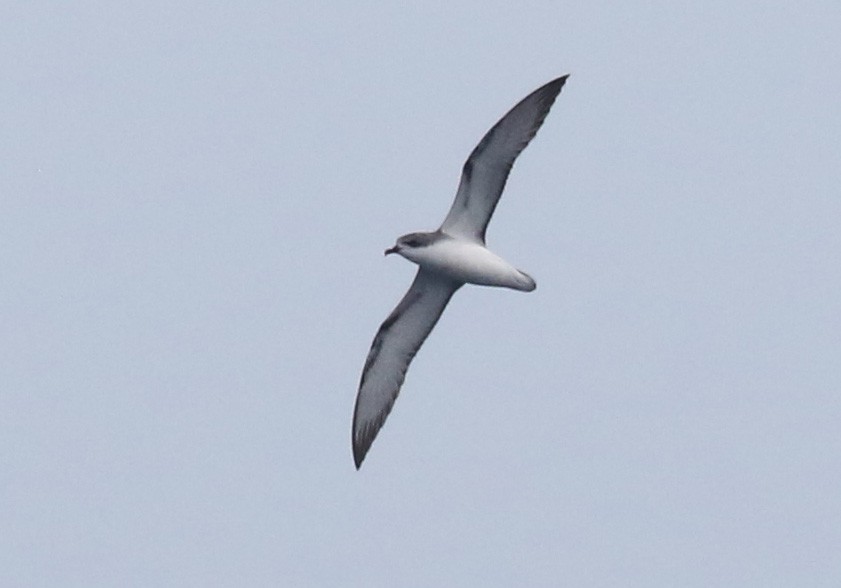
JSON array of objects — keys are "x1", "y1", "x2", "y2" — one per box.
[{"x1": 2, "y1": 2, "x2": 840, "y2": 586}]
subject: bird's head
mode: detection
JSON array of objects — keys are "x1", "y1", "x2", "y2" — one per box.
[{"x1": 384, "y1": 231, "x2": 438, "y2": 261}]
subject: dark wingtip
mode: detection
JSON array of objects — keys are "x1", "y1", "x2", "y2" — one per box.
[
  {"x1": 544, "y1": 74, "x2": 570, "y2": 97},
  {"x1": 352, "y1": 437, "x2": 369, "y2": 470}
]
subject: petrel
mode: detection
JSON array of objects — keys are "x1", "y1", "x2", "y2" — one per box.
[{"x1": 352, "y1": 75, "x2": 569, "y2": 468}]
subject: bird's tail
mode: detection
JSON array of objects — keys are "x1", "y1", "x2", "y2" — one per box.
[{"x1": 513, "y1": 270, "x2": 536, "y2": 292}]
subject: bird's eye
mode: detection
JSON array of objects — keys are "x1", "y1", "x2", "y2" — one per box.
[{"x1": 404, "y1": 238, "x2": 419, "y2": 247}]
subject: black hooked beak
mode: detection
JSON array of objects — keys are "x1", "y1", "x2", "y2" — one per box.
[{"x1": 384, "y1": 245, "x2": 399, "y2": 256}]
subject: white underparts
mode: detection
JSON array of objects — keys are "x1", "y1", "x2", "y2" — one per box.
[{"x1": 398, "y1": 236, "x2": 536, "y2": 292}]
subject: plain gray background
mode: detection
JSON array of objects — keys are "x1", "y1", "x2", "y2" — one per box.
[{"x1": 3, "y1": 2, "x2": 840, "y2": 586}]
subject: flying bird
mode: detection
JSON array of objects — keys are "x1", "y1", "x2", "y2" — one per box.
[{"x1": 352, "y1": 75, "x2": 569, "y2": 468}]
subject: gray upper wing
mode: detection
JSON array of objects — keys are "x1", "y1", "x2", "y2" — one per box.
[
  {"x1": 352, "y1": 269, "x2": 462, "y2": 469},
  {"x1": 439, "y1": 75, "x2": 568, "y2": 243}
]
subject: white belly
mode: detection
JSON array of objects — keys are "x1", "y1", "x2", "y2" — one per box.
[{"x1": 407, "y1": 238, "x2": 536, "y2": 291}]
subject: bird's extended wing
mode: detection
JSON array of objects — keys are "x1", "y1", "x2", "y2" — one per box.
[
  {"x1": 439, "y1": 75, "x2": 568, "y2": 243},
  {"x1": 352, "y1": 269, "x2": 461, "y2": 468}
]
